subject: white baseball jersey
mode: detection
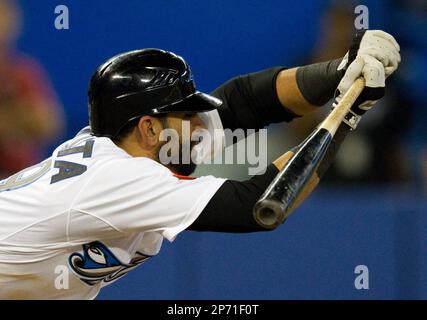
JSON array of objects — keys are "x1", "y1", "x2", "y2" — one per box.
[{"x1": 0, "y1": 127, "x2": 225, "y2": 299}]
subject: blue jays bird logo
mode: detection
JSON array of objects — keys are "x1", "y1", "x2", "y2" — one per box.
[{"x1": 68, "y1": 241, "x2": 151, "y2": 286}]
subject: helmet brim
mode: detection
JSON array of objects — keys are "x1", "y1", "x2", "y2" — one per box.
[{"x1": 153, "y1": 92, "x2": 222, "y2": 114}]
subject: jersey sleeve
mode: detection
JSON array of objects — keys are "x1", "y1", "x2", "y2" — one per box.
[{"x1": 72, "y1": 157, "x2": 226, "y2": 241}]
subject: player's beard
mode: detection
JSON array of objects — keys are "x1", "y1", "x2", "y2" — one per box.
[
  {"x1": 167, "y1": 140, "x2": 198, "y2": 176},
  {"x1": 156, "y1": 117, "x2": 200, "y2": 176}
]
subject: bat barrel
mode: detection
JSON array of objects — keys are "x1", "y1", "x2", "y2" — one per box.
[
  {"x1": 253, "y1": 128, "x2": 333, "y2": 229},
  {"x1": 253, "y1": 198, "x2": 286, "y2": 229}
]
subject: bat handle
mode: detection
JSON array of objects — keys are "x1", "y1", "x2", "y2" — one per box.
[{"x1": 319, "y1": 77, "x2": 365, "y2": 135}]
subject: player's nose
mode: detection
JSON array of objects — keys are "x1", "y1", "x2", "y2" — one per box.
[{"x1": 191, "y1": 114, "x2": 206, "y2": 131}]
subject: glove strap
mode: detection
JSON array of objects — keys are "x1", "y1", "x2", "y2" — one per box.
[{"x1": 348, "y1": 30, "x2": 367, "y2": 67}]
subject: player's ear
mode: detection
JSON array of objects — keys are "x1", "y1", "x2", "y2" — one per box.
[{"x1": 137, "y1": 116, "x2": 163, "y2": 146}]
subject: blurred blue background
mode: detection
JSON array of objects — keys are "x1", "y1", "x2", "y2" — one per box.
[{"x1": 12, "y1": 0, "x2": 427, "y2": 299}]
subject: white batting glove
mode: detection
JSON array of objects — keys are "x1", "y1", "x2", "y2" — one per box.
[{"x1": 335, "y1": 30, "x2": 401, "y2": 114}]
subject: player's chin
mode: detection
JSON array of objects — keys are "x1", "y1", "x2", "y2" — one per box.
[{"x1": 169, "y1": 162, "x2": 197, "y2": 176}]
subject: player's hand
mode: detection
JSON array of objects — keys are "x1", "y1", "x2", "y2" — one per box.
[{"x1": 335, "y1": 30, "x2": 401, "y2": 115}]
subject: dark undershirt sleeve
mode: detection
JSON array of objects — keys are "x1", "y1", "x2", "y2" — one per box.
[
  {"x1": 188, "y1": 164, "x2": 280, "y2": 233},
  {"x1": 296, "y1": 58, "x2": 344, "y2": 106},
  {"x1": 211, "y1": 67, "x2": 299, "y2": 135}
]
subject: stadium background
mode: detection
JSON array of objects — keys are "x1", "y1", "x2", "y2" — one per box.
[{"x1": 14, "y1": 0, "x2": 427, "y2": 299}]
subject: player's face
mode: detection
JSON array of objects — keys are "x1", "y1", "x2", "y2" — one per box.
[{"x1": 159, "y1": 112, "x2": 205, "y2": 176}]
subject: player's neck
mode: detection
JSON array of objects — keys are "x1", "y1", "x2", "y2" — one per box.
[{"x1": 115, "y1": 138, "x2": 157, "y2": 161}]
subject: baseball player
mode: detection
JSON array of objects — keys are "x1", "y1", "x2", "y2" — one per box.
[{"x1": 0, "y1": 30, "x2": 400, "y2": 299}]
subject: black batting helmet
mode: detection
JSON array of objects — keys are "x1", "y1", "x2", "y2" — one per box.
[{"x1": 88, "y1": 48, "x2": 222, "y2": 138}]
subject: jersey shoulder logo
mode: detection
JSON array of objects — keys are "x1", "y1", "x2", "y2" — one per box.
[{"x1": 68, "y1": 241, "x2": 151, "y2": 286}]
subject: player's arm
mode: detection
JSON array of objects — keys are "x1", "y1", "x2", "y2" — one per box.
[
  {"x1": 211, "y1": 59, "x2": 344, "y2": 134},
  {"x1": 189, "y1": 123, "x2": 346, "y2": 233},
  {"x1": 189, "y1": 124, "x2": 360, "y2": 232},
  {"x1": 189, "y1": 30, "x2": 400, "y2": 232},
  {"x1": 212, "y1": 31, "x2": 400, "y2": 136}
]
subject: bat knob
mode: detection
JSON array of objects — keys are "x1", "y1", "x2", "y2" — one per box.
[{"x1": 253, "y1": 199, "x2": 287, "y2": 230}]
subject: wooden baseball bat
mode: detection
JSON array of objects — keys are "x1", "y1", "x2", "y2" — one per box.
[{"x1": 253, "y1": 77, "x2": 365, "y2": 229}]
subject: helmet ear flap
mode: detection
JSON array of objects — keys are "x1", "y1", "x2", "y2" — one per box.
[{"x1": 88, "y1": 48, "x2": 221, "y2": 138}]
